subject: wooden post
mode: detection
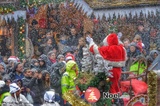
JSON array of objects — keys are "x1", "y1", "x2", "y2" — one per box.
[{"x1": 10, "y1": 27, "x2": 15, "y2": 56}]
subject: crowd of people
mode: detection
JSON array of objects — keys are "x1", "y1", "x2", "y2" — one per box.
[{"x1": 0, "y1": 19, "x2": 160, "y2": 106}]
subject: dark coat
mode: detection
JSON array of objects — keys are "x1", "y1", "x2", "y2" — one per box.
[
  {"x1": 66, "y1": 34, "x2": 82, "y2": 47},
  {"x1": 50, "y1": 62, "x2": 65, "y2": 96},
  {"x1": 22, "y1": 77, "x2": 43, "y2": 104}
]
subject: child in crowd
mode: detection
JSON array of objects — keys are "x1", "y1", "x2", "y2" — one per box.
[
  {"x1": 133, "y1": 34, "x2": 145, "y2": 53},
  {"x1": 126, "y1": 42, "x2": 141, "y2": 71}
]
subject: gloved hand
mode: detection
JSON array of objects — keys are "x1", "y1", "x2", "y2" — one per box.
[
  {"x1": 106, "y1": 71, "x2": 113, "y2": 78},
  {"x1": 86, "y1": 36, "x2": 93, "y2": 44}
]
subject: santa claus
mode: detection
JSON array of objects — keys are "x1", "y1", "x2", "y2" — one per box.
[{"x1": 86, "y1": 33, "x2": 127, "y2": 94}]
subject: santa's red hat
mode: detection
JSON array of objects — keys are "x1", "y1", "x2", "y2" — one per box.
[
  {"x1": 103, "y1": 33, "x2": 122, "y2": 46},
  {"x1": 65, "y1": 53, "x2": 75, "y2": 62},
  {"x1": 8, "y1": 56, "x2": 20, "y2": 62}
]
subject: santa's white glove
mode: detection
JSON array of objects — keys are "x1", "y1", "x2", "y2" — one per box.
[
  {"x1": 108, "y1": 72, "x2": 113, "y2": 78},
  {"x1": 106, "y1": 71, "x2": 113, "y2": 78},
  {"x1": 86, "y1": 36, "x2": 93, "y2": 44}
]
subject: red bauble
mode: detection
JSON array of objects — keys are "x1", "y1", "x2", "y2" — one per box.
[
  {"x1": 39, "y1": 18, "x2": 47, "y2": 28},
  {"x1": 85, "y1": 87, "x2": 100, "y2": 103}
]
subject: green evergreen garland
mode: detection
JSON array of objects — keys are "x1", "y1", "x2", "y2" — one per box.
[
  {"x1": 17, "y1": 17, "x2": 26, "y2": 60},
  {"x1": 20, "y1": 0, "x2": 67, "y2": 8},
  {"x1": 78, "y1": 72, "x2": 112, "y2": 106},
  {"x1": 0, "y1": 5, "x2": 16, "y2": 14}
]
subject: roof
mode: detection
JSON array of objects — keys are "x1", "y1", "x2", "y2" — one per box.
[
  {"x1": 71, "y1": 0, "x2": 160, "y2": 19},
  {"x1": 84, "y1": 0, "x2": 160, "y2": 10}
]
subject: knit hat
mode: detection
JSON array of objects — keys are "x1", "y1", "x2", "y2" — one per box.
[
  {"x1": 8, "y1": 56, "x2": 20, "y2": 63},
  {"x1": 9, "y1": 83, "x2": 20, "y2": 93},
  {"x1": 0, "y1": 80, "x2": 5, "y2": 88},
  {"x1": 44, "y1": 90, "x2": 55, "y2": 103},
  {"x1": 129, "y1": 42, "x2": 138, "y2": 48},
  {"x1": 57, "y1": 54, "x2": 64, "y2": 60}
]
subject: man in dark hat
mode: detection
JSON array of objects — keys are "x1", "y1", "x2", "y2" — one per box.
[
  {"x1": 134, "y1": 23, "x2": 150, "y2": 55},
  {"x1": 29, "y1": 19, "x2": 41, "y2": 56}
]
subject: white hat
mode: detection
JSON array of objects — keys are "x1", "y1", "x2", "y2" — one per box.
[
  {"x1": 44, "y1": 91, "x2": 55, "y2": 103},
  {"x1": 0, "y1": 80, "x2": 5, "y2": 88},
  {"x1": 9, "y1": 83, "x2": 20, "y2": 93}
]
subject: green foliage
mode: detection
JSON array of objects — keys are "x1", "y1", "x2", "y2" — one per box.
[
  {"x1": 77, "y1": 72, "x2": 112, "y2": 106},
  {"x1": 96, "y1": 98, "x2": 112, "y2": 106},
  {"x1": 17, "y1": 17, "x2": 26, "y2": 60},
  {"x1": 0, "y1": 5, "x2": 16, "y2": 14},
  {"x1": 19, "y1": 0, "x2": 67, "y2": 8}
]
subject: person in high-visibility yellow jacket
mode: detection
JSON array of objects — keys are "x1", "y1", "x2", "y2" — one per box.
[
  {"x1": 61, "y1": 60, "x2": 79, "y2": 95},
  {"x1": 0, "y1": 92, "x2": 10, "y2": 105}
]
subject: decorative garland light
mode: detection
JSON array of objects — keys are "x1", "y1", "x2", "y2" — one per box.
[
  {"x1": 148, "y1": 71, "x2": 157, "y2": 106},
  {"x1": 18, "y1": 17, "x2": 26, "y2": 60},
  {"x1": 0, "y1": 5, "x2": 16, "y2": 15},
  {"x1": 20, "y1": 0, "x2": 67, "y2": 8}
]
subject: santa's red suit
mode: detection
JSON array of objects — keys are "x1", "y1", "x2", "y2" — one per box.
[{"x1": 88, "y1": 33, "x2": 127, "y2": 94}]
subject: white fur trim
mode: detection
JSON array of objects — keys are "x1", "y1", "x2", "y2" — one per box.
[
  {"x1": 8, "y1": 56, "x2": 20, "y2": 62},
  {"x1": 123, "y1": 47, "x2": 128, "y2": 61},
  {"x1": 93, "y1": 45, "x2": 99, "y2": 54},
  {"x1": 89, "y1": 40, "x2": 95, "y2": 48},
  {"x1": 66, "y1": 56, "x2": 73, "y2": 61},
  {"x1": 104, "y1": 60, "x2": 126, "y2": 67},
  {"x1": 103, "y1": 35, "x2": 123, "y2": 46},
  {"x1": 89, "y1": 40, "x2": 100, "y2": 54},
  {"x1": 103, "y1": 36, "x2": 108, "y2": 46}
]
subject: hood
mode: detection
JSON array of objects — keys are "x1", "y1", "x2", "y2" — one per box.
[
  {"x1": 0, "y1": 62, "x2": 6, "y2": 71},
  {"x1": 9, "y1": 83, "x2": 20, "y2": 94},
  {"x1": 66, "y1": 60, "x2": 78, "y2": 79},
  {"x1": 103, "y1": 33, "x2": 119, "y2": 46},
  {"x1": 51, "y1": 62, "x2": 66, "y2": 75},
  {"x1": 38, "y1": 58, "x2": 47, "y2": 67},
  {"x1": 150, "y1": 50, "x2": 159, "y2": 58},
  {"x1": 31, "y1": 59, "x2": 39, "y2": 65},
  {"x1": 62, "y1": 46, "x2": 74, "y2": 55},
  {"x1": 40, "y1": 54, "x2": 48, "y2": 63}
]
